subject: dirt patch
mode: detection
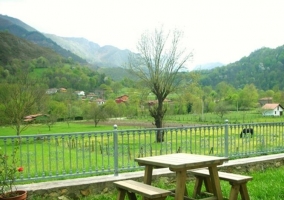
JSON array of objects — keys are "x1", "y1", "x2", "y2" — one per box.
[{"x1": 81, "y1": 119, "x2": 186, "y2": 128}]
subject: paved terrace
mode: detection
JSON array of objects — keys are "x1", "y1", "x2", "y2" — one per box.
[{"x1": 19, "y1": 153, "x2": 284, "y2": 199}]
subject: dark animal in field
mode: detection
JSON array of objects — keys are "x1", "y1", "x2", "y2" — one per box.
[{"x1": 240, "y1": 128, "x2": 254, "y2": 138}]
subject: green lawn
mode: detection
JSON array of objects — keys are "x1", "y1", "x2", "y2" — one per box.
[{"x1": 1, "y1": 121, "x2": 133, "y2": 136}]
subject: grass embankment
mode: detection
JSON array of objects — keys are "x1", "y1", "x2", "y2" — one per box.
[{"x1": 29, "y1": 165, "x2": 284, "y2": 199}]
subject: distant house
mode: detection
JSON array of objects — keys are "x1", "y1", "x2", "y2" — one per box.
[
  {"x1": 75, "y1": 91, "x2": 85, "y2": 96},
  {"x1": 147, "y1": 99, "x2": 172, "y2": 107},
  {"x1": 259, "y1": 97, "x2": 273, "y2": 106},
  {"x1": 46, "y1": 88, "x2": 58, "y2": 95},
  {"x1": 95, "y1": 98, "x2": 105, "y2": 105},
  {"x1": 115, "y1": 95, "x2": 128, "y2": 104},
  {"x1": 261, "y1": 103, "x2": 283, "y2": 116},
  {"x1": 59, "y1": 88, "x2": 67, "y2": 93},
  {"x1": 86, "y1": 92, "x2": 97, "y2": 100},
  {"x1": 24, "y1": 114, "x2": 48, "y2": 122}
]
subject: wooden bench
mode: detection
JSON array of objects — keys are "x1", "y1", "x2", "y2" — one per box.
[
  {"x1": 189, "y1": 169, "x2": 252, "y2": 200},
  {"x1": 114, "y1": 180, "x2": 171, "y2": 200}
]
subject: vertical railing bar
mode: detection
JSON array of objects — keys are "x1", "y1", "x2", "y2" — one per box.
[
  {"x1": 113, "y1": 124, "x2": 118, "y2": 176},
  {"x1": 88, "y1": 133, "x2": 91, "y2": 173},
  {"x1": 82, "y1": 134, "x2": 85, "y2": 174},
  {"x1": 41, "y1": 136, "x2": 45, "y2": 178},
  {"x1": 33, "y1": 137, "x2": 38, "y2": 179},
  {"x1": 62, "y1": 135, "x2": 66, "y2": 175},
  {"x1": 190, "y1": 127, "x2": 193, "y2": 154},
  {"x1": 26, "y1": 136, "x2": 31, "y2": 179},
  {"x1": 132, "y1": 131, "x2": 136, "y2": 168},
  {"x1": 120, "y1": 131, "x2": 124, "y2": 170},
  {"x1": 55, "y1": 135, "x2": 59, "y2": 176},
  {"x1": 75, "y1": 135, "x2": 79, "y2": 173},
  {"x1": 48, "y1": 136, "x2": 52, "y2": 177},
  {"x1": 224, "y1": 119, "x2": 229, "y2": 158},
  {"x1": 68, "y1": 135, "x2": 72, "y2": 174},
  {"x1": 94, "y1": 133, "x2": 98, "y2": 172}
]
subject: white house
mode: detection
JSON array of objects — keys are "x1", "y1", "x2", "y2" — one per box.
[
  {"x1": 75, "y1": 91, "x2": 85, "y2": 96},
  {"x1": 261, "y1": 103, "x2": 283, "y2": 116}
]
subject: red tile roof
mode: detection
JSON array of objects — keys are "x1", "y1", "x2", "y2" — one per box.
[{"x1": 261, "y1": 103, "x2": 281, "y2": 110}]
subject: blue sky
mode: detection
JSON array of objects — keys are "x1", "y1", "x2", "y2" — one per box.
[{"x1": 1, "y1": 0, "x2": 284, "y2": 70}]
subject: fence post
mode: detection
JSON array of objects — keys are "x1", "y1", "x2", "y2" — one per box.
[
  {"x1": 224, "y1": 119, "x2": 229, "y2": 157},
  {"x1": 113, "y1": 124, "x2": 118, "y2": 176}
]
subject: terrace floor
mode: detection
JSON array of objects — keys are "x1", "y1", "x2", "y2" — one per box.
[{"x1": 18, "y1": 153, "x2": 284, "y2": 198}]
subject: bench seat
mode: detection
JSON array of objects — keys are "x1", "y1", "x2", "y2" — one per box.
[
  {"x1": 189, "y1": 169, "x2": 252, "y2": 200},
  {"x1": 114, "y1": 180, "x2": 171, "y2": 200}
]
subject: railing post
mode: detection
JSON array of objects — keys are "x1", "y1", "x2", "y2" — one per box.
[
  {"x1": 113, "y1": 124, "x2": 118, "y2": 176},
  {"x1": 224, "y1": 119, "x2": 229, "y2": 157}
]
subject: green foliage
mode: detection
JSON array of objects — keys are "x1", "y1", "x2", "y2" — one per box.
[
  {"x1": 85, "y1": 102, "x2": 108, "y2": 127},
  {"x1": 0, "y1": 146, "x2": 23, "y2": 197},
  {"x1": 198, "y1": 46, "x2": 284, "y2": 90},
  {"x1": 0, "y1": 32, "x2": 61, "y2": 65}
]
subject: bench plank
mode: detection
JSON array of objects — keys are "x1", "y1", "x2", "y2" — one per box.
[
  {"x1": 190, "y1": 169, "x2": 252, "y2": 200},
  {"x1": 114, "y1": 180, "x2": 171, "y2": 200},
  {"x1": 191, "y1": 169, "x2": 252, "y2": 183}
]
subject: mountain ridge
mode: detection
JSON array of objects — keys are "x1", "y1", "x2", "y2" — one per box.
[{"x1": 0, "y1": 14, "x2": 87, "y2": 64}]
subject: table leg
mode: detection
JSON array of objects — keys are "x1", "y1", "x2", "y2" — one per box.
[
  {"x1": 142, "y1": 165, "x2": 154, "y2": 200},
  {"x1": 208, "y1": 165, "x2": 223, "y2": 200},
  {"x1": 143, "y1": 165, "x2": 153, "y2": 185},
  {"x1": 175, "y1": 170, "x2": 187, "y2": 200}
]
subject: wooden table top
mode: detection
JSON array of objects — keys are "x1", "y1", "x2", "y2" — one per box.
[{"x1": 135, "y1": 153, "x2": 228, "y2": 170}]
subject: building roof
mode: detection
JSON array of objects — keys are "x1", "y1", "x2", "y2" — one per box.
[
  {"x1": 259, "y1": 97, "x2": 272, "y2": 100},
  {"x1": 261, "y1": 103, "x2": 282, "y2": 110}
]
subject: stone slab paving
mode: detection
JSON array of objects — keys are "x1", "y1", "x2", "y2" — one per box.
[{"x1": 17, "y1": 153, "x2": 284, "y2": 197}]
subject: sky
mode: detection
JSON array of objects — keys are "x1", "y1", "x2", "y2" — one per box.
[{"x1": 1, "y1": 0, "x2": 284, "y2": 70}]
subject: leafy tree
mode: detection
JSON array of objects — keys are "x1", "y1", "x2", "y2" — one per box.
[
  {"x1": 127, "y1": 27, "x2": 192, "y2": 142},
  {"x1": 87, "y1": 102, "x2": 107, "y2": 127},
  {"x1": 45, "y1": 100, "x2": 67, "y2": 131},
  {"x1": 239, "y1": 84, "x2": 259, "y2": 110},
  {"x1": 0, "y1": 67, "x2": 47, "y2": 135},
  {"x1": 103, "y1": 100, "x2": 119, "y2": 117},
  {"x1": 214, "y1": 101, "x2": 229, "y2": 119}
]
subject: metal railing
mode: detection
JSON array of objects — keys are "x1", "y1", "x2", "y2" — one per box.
[{"x1": 1, "y1": 121, "x2": 284, "y2": 182}]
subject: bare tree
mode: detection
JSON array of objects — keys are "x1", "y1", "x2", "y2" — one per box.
[{"x1": 127, "y1": 27, "x2": 193, "y2": 142}]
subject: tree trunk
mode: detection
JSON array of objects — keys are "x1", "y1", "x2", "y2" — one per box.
[{"x1": 153, "y1": 101, "x2": 165, "y2": 143}]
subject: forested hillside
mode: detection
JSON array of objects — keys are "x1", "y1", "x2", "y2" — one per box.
[
  {"x1": 198, "y1": 46, "x2": 284, "y2": 90},
  {"x1": 0, "y1": 31, "x2": 109, "y2": 92},
  {"x1": 0, "y1": 31, "x2": 61, "y2": 64},
  {"x1": 0, "y1": 14, "x2": 86, "y2": 63}
]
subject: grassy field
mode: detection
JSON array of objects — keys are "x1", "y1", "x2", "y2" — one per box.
[
  {"x1": 1, "y1": 121, "x2": 135, "y2": 136},
  {"x1": 28, "y1": 165, "x2": 284, "y2": 199},
  {"x1": 2, "y1": 109, "x2": 284, "y2": 136}
]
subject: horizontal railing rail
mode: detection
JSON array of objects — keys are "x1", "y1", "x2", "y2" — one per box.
[{"x1": 1, "y1": 121, "x2": 284, "y2": 182}]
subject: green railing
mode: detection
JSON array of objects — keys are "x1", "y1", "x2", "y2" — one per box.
[{"x1": 1, "y1": 121, "x2": 284, "y2": 183}]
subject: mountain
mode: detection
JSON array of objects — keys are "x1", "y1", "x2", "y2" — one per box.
[
  {"x1": 0, "y1": 31, "x2": 62, "y2": 65},
  {"x1": 192, "y1": 62, "x2": 224, "y2": 71},
  {"x1": 0, "y1": 14, "x2": 86, "y2": 64},
  {"x1": 44, "y1": 34, "x2": 132, "y2": 68},
  {"x1": 0, "y1": 14, "x2": 132, "y2": 68}
]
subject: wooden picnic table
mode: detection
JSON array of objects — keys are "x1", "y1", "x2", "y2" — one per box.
[{"x1": 135, "y1": 153, "x2": 228, "y2": 200}]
